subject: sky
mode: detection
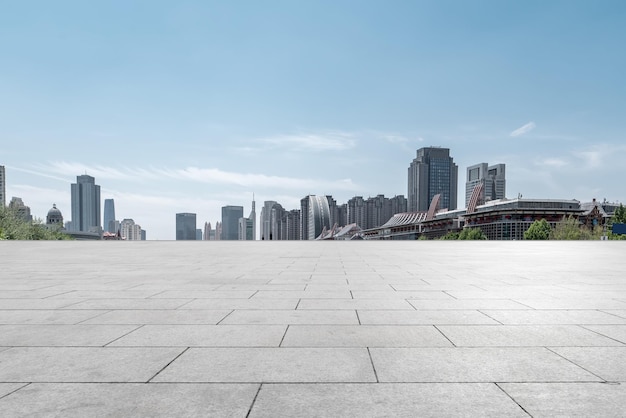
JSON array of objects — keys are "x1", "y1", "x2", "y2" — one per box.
[{"x1": 2, "y1": 0, "x2": 625, "y2": 240}]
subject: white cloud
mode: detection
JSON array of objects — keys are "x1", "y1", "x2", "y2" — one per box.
[
  {"x1": 260, "y1": 132, "x2": 356, "y2": 151},
  {"x1": 535, "y1": 157, "x2": 568, "y2": 168},
  {"x1": 510, "y1": 122, "x2": 536, "y2": 137}
]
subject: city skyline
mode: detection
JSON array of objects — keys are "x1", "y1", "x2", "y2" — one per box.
[{"x1": 2, "y1": 1, "x2": 625, "y2": 239}]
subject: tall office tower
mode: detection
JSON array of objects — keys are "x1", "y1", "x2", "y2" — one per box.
[
  {"x1": 141, "y1": 230, "x2": 146, "y2": 240},
  {"x1": 286, "y1": 209, "x2": 301, "y2": 240},
  {"x1": 390, "y1": 195, "x2": 407, "y2": 215},
  {"x1": 260, "y1": 201, "x2": 278, "y2": 240},
  {"x1": 70, "y1": 175, "x2": 101, "y2": 232},
  {"x1": 176, "y1": 213, "x2": 196, "y2": 240},
  {"x1": 307, "y1": 195, "x2": 331, "y2": 240},
  {"x1": 221, "y1": 205, "x2": 243, "y2": 240},
  {"x1": 300, "y1": 196, "x2": 310, "y2": 240},
  {"x1": 465, "y1": 163, "x2": 506, "y2": 207},
  {"x1": 103, "y1": 199, "x2": 116, "y2": 233},
  {"x1": 239, "y1": 195, "x2": 257, "y2": 240},
  {"x1": 0, "y1": 165, "x2": 5, "y2": 207},
  {"x1": 249, "y1": 195, "x2": 256, "y2": 240},
  {"x1": 347, "y1": 196, "x2": 366, "y2": 227},
  {"x1": 196, "y1": 229, "x2": 202, "y2": 240},
  {"x1": 408, "y1": 147, "x2": 458, "y2": 212},
  {"x1": 9, "y1": 197, "x2": 32, "y2": 221},
  {"x1": 204, "y1": 222, "x2": 211, "y2": 241},
  {"x1": 270, "y1": 203, "x2": 285, "y2": 240},
  {"x1": 120, "y1": 218, "x2": 142, "y2": 240},
  {"x1": 366, "y1": 195, "x2": 393, "y2": 229},
  {"x1": 326, "y1": 195, "x2": 338, "y2": 227},
  {"x1": 215, "y1": 222, "x2": 222, "y2": 240}
]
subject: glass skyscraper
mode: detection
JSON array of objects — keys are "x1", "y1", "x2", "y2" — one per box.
[
  {"x1": 103, "y1": 199, "x2": 116, "y2": 233},
  {"x1": 70, "y1": 175, "x2": 101, "y2": 232},
  {"x1": 176, "y1": 213, "x2": 196, "y2": 240},
  {"x1": 221, "y1": 205, "x2": 243, "y2": 240},
  {"x1": 407, "y1": 147, "x2": 458, "y2": 212}
]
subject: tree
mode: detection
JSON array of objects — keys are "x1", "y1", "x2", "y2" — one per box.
[
  {"x1": 0, "y1": 206, "x2": 72, "y2": 240},
  {"x1": 524, "y1": 219, "x2": 551, "y2": 240},
  {"x1": 458, "y1": 228, "x2": 487, "y2": 240},
  {"x1": 614, "y1": 204, "x2": 626, "y2": 224},
  {"x1": 439, "y1": 231, "x2": 459, "y2": 240},
  {"x1": 549, "y1": 215, "x2": 599, "y2": 240}
]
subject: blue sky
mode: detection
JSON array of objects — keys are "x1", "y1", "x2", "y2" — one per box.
[{"x1": 2, "y1": 0, "x2": 625, "y2": 239}]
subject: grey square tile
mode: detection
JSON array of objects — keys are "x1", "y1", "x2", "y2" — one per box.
[
  {"x1": 61, "y1": 299, "x2": 192, "y2": 310},
  {"x1": 81, "y1": 310, "x2": 232, "y2": 325},
  {"x1": 0, "y1": 383, "x2": 259, "y2": 418},
  {"x1": 0, "y1": 347, "x2": 184, "y2": 382},
  {"x1": 150, "y1": 290, "x2": 257, "y2": 299},
  {"x1": 437, "y1": 325, "x2": 624, "y2": 347},
  {"x1": 179, "y1": 298, "x2": 299, "y2": 310},
  {"x1": 550, "y1": 347, "x2": 626, "y2": 381},
  {"x1": 582, "y1": 325, "x2": 626, "y2": 344},
  {"x1": 252, "y1": 290, "x2": 352, "y2": 299},
  {"x1": 0, "y1": 383, "x2": 28, "y2": 398},
  {"x1": 0, "y1": 325, "x2": 140, "y2": 347},
  {"x1": 358, "y1": 310, "x2": 498, "y2": 325},
  {"x1": 369, "y1": 347, "x2": 601, "y2": 382},
  {"x1": 153, "y1": 347, "x2": 376, "y2": 383},
  {"x1": 281, "y1": 325, "x2": 453, "y2": 347},
  {"x1": 220, "y1": 310, "x2": 359, "y2": 325},
  {"x1": 500, "y1": 383, "x2": 626, "y2": 418},
  {"x1": 297, "y1": 299, "x2": 415, "y2": 310},
  {"x1": 409, "y1": 299, "x2": 531, "y2": 310},
  {"x1": 109, "y1": 325, "x2": 286, "y2": 347},
  {"x1": 351, "y1": 291, "x2": 452, "y2": 299},
  {"x1": 0, "y1": 310, "x2": 109, "y2": 325}
]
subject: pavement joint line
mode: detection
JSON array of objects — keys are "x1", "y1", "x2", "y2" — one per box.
[
  {"x1": 366, "y1": 347, "x2": 379, "y2": 383},
  {"x1": 42, "y1": 290, "x2": 75, "y2": 299},
  {"x1": 142, "y1": 347, "x2": 190, "y2": 383},
  {"x1": 0, "y1": 382, "x2": 30, "y2": 400},
  {"x1": 433, "y1": 325, "x2": 457, "y2": 347},
  {"x1": 74, "y1": 310, "x2": 114, "y2": 325},
  {"x1": 477, "y1": 309, "x2": 505, "y2": 325},
  {"x1": 278, "y1": 325, "x2": 290, "y2": 347},
  {"x1": 147, "y1": 290, "x2": 167, "y2": 298},
  {"x1": 579, "y1": 325, "x2": 626, "y2": 345},
  {"x1": 544, "y1": 347, "x2": 609, "y2": 382},
  {"x1": 493, "y1": 382, "x2": 533, "y2": 417},
  {"x1": 173, "y1": 299, "x2": 195, "y2": 310},
  {"x1": 215, "y1": 310, "x2": 235, "y2": 325},
  {"x1": 349, "y1": 290, "x2": 354, "y2": 299},
  {"x1": 442, "y1": 290, "x2": 458, "y2": 300},
  {"x1": 294, "y1": 299, "x2": 302, "y2": 310},
  {"x1": 102, "y1": 324, "x2": 144, "y2": 347},
  {"x1": 245, "y1": 383, "x2": 263, "y2": 418},
  {"x1": 355, "y1": 310, "x2": 361, "y2": 325},
  {"x1": 600, "y1": 310, "x2": 626, "y2": 319},
  {"x1": 248, "y1": 290, "x2": 259, "y2": 299}
]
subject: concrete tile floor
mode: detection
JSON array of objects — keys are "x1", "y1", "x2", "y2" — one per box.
[{"x1": 0, "y1": 241, "x2": 625, "y2": 417}]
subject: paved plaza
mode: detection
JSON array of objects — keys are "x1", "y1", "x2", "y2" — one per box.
[{"x1": 0, "y1": 241, "x2": 625, "y2": 417}]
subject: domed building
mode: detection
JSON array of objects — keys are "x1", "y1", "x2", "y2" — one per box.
[{"x1": 46, "y1": 204, "x2": 64, "y2": 227}]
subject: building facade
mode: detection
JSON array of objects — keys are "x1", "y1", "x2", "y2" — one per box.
[
  {"x1": 221, "y1": 205, "x2": 243, "y2": 240},
  {"x1": 0, "y1": 165, "x2": 5, "y2": 207},
  {"x1": 120, "y1": 218, "x2": 142, "y2": 241},
  {"x1": 307, "y1": 195, "x2": 331, "y2": 240},
  {"x1": 103, "y1": 199, "x2": 116, "y2": 233},
  {"x1": 46, "y1": 204, "x2": 64, "y2": 227},
  {"x1": 176, "y1": 213, "x2": 197, "y2": 240},
  {"x1": 9, "y1": 197, "x2": 32, "y2": 222},
  {"x1": 465, "y1": 163, "x2": 506, "y2": 207},
  {"x1": 408, "y1": 147, "x2": 458, "y2": 212},
  {"x1": 70, "y1": 175, "x2": 101, "y2": 232}
]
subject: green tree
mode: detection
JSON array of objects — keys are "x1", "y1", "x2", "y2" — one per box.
[
  {"x1": 607, "y1": 204, "x2": 626, "y2": 240},
  {"x1": 550, "y1": 215, "x2": 599, "y2": 240},
  {"x1": 458, "y1": 227, "x2": 487, "y2": 240},
  {"x1": 0, "y1": 206, "x2": 72, "y2": 240},
  {"x1": 524, "y1": 219, "x2": 551, "y2": 240},
  {"x1": 439, "y1": 231, "x2": 459, "y2": 240}
]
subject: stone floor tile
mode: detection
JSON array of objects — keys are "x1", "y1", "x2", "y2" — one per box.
[
  {"x1": 500, "y1": 382, "x2": 626, "y2": 417},
  {"x1": 109, "y1": 324, "x2": 286, "y2": 347},
  {"x1": 179, "y1": 298, "x2": 299, "y2": 310},
  {"x1": 437, "y1": 325, "x2": 624, "y2": 347},
  {"x1": 0, "y1": 299, "x2": 86, "y2": 310},
  {"x1": 0, "y1": 383, "x2": 259, "y2": 418},
  {"x1": 220, "y1": 310, "x2": 359, "y2": 325},
  {"x1": 153, "y1": 347, "x2": 376, "y2": 383},
  {"x1": 369, "y1": 347, "x2": 601, "y2": 382},
  {"x1": 357, "y1": 310, "x2": 498, "y2": 325},
  {"x1": 252, "y1": 290, "x2": 352, "y2": 299},
  {"x1": 281, "y1": 325, "x2": 453, "y2": 347},
  {"x1": 249, "y1": 383, "x2": 528, "y2": 418},
  {"x1": 408, "y1": 299, "x2": 531, "y2": 310},
  {"x1": 351, "y1": 290, "x2": 452, "y2": 299},
  {"x1": 61, "y1": 299, "x2": 192, "y2": 310},
  {"x1": 550, "y1": 347, "x2": 626, "y2": 381},
  {"x1": 0, "y1": 383, "x2": 27, "y2": 398},
  {"x1": 0, "y1": 310, "x2": 109, "y2": 325},
  {"x1": 297, "y1": 299, "x2": 415, "y2": 310},
  {"x1": 80, "y1": 310, "x2": 232, "y2": 325},
  {"x1": 582, "y1": 325, "x2": 626, "y2": 344},
  {"x1": 150, "y1": 290, "x2": 257, "y2": 299},
  {"x1": 0, "y1": 347, "x2": 184, "y2": 382},
  {"x1": 514, "y1": 299, "x2": 626, "y2": 310},
  {"x1": 0, "y1": 324, "x2": 140, "y2": 347},
  {"x1": 481, "y1": 310, "x2": 626, "y2": 325},
  {"x1": 50, "y1": 290, "x2": 164, "y2": 299},
  {"x1": 602, "y1": 310, "x2": 626, "y2": 319}
]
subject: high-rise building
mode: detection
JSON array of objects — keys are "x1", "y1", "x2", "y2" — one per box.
[
  {"x1": 306, "y1": 195, "x2": 331, "y2": 240},
  {"x1": 347, "y1": 196, "x2": 366, "y2": 227},
  {"x1": 260, "y1": 201, "x2": 278, "y2": 240},
  {"x1": 204, "y1": 222, "x2": 212, "y2": 241},
  {"x1": 0, "y1": 165, "x2": 5, "y2": 207},
  {"x1": 9, "y1": 197, "x2": 32, "y2": 221},
  {"x1": 465, "y1": 163, "x2": 506, "y2": 207},
  {"x1": 176, "y1": 213, "x2": 196, "y2": 240},
  {"x1": 300, "y1": 196, "x2": 310, "y2": 240},
  {"x1": 390, "y1": 195, "x2": 407, "y2": 215},
  {"x1": 239, "y1": 195, "x2": 257, "y2": 240},
  {"x1": 221, "y1": 206, "x2": 243, "y2": 240},
  {"x1": 408, "y1": 147, "x2": 458, "y2": 212},
  {"x1": 120, "y1": 218, "x2": 142, "y2": 240},
  {"x1": 103, "y1": 199, "x2": 116, "y2": 233},
  {"x1": 215, "y1": 222, "x2": 222, "y2": 240},
  {"x1": 70, "y1": 175, "x2": 101, "y2": 232},
  {"x1": 286, "y1": 209, "x2": 301, "y2": 240},
  {"x1": 141, "y1": 230, "x2": 146, "y2": 240},
  {"x1": 196, "y1": 229, "x2": 202, "y2": 241}
]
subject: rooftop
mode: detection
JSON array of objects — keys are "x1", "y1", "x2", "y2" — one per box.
[{"x1": 1, "y1": 241, "x2": 625, "y2": 417}]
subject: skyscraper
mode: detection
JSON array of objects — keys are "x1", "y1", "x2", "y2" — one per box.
[
  {"x1": 465, "y1": 163, "x2": 506, "y2": 207},
  {"x1": 120, "y1": 218, "x2": 142, "y2": 240},
  {"x1": 0, "y1": 165, "x2": 5, "y2": 207},
  {"x1": 176, "y1": 213, "x2": 196, "y2": 240},
  {"x1": 70, "y1": 175, "x2": 101, "y2": 232},
  {"x1": 239, "y1": 195, "x2": 257, "y2": 240},
  {"x1": 221, "y1": 205, "x2": 243, "y2": 240},
  {"x1": 204, "y1": 222, "x2": 212, "y2": 241},
  {"x1": 260, "y1": 201, "x2": 278, "y2": 240},
  {"x1": 407, "y1": 147, "x2": 458, "y2": 212},
  {"x1": 103, "y1": 199, "x2": 116, "y2": 233},
  {"x1": 307, "y1": 195, "x2": 331, "y2": 240}
]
